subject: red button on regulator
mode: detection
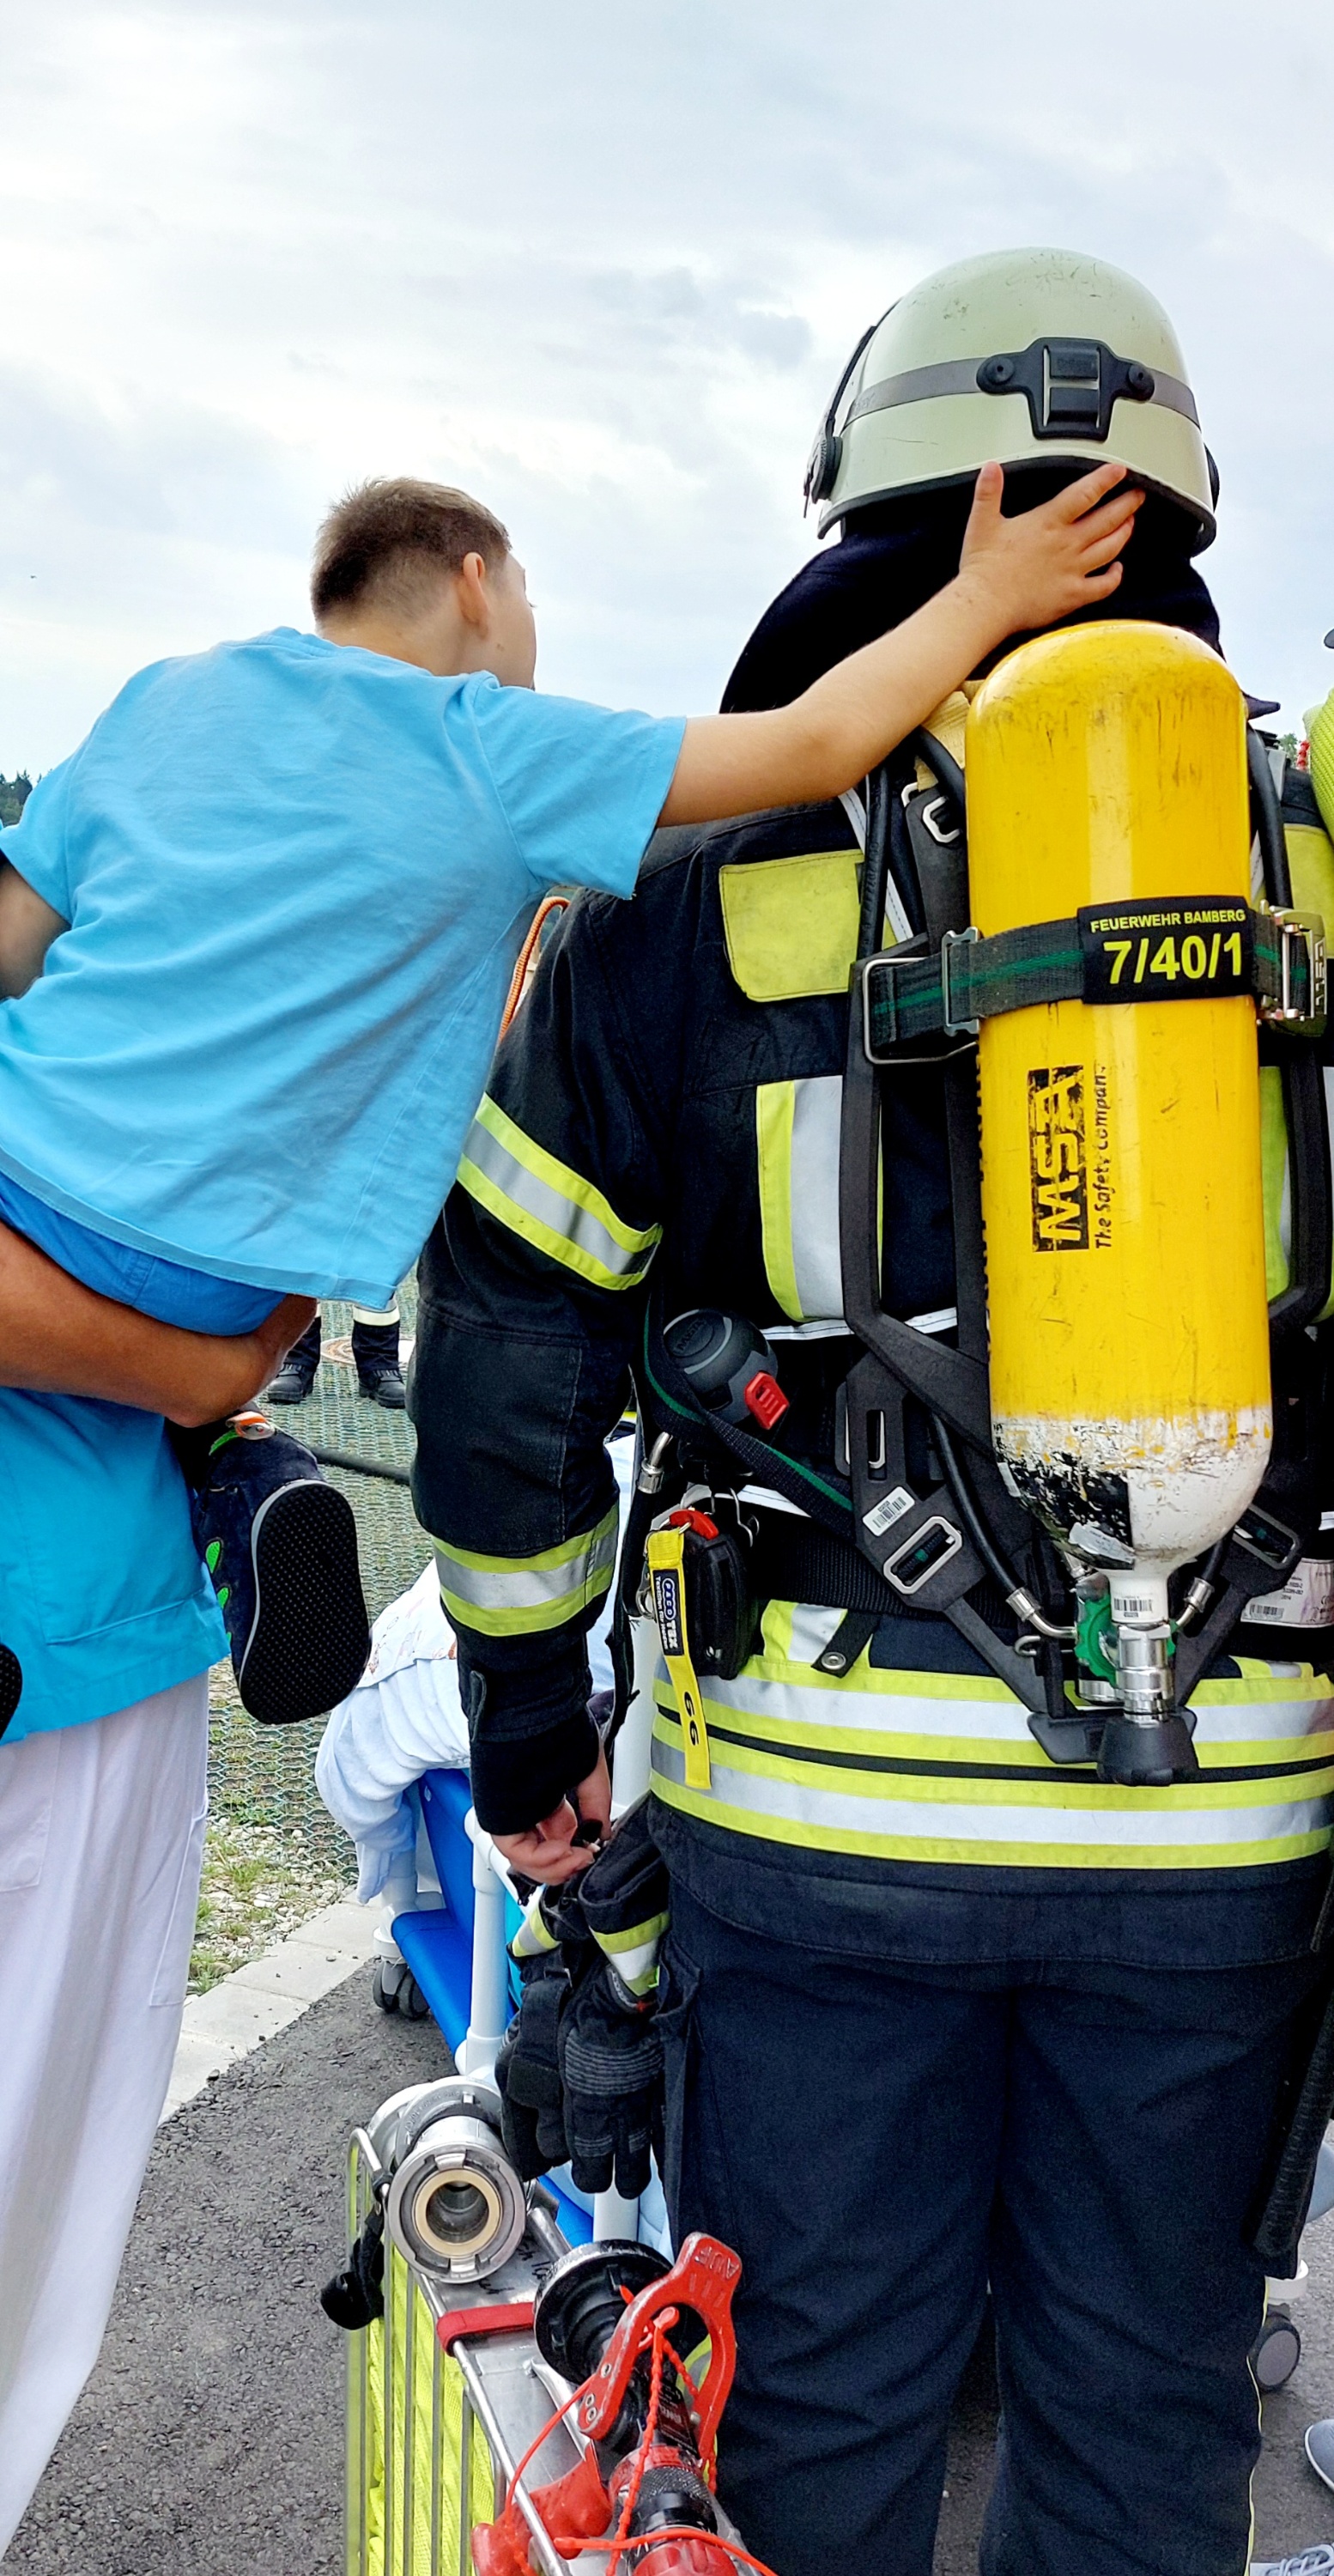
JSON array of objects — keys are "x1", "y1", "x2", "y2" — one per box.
[
  {"x1": 668, "y1": 1507, "x2": 719, "y2": 1539},
  {"x1": 744, "y1": 1371, "x2": 789, "y2": 1432}
]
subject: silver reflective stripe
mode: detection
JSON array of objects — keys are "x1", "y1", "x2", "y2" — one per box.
[
  {"x1": 789, "y1": 1075, "x2": 845, "y2": 1322},
  {"x1": 835, "y1": 787, "x2": 913, "y2": 944},
  {"x1": 434, "y1": 1513, "x2": 617, "y2": 1619},
  {"x1": 651, "y1": 1730, "x2": 1331, "y2": 1855},
  {"x1": 660, "y1": 1654, "x2": 1334, "y2": 1752},
  {"x1": 462, "y1": 1117, "x2": 646, "y2": 1284}
]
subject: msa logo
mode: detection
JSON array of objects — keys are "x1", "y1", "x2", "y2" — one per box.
[
  {"x1": 652, "y1": 1567, "x2": 683, "y2": 1657},
  {"x1": 1028, "y1": 1066, "x2": 1089, "y2": 1252}
]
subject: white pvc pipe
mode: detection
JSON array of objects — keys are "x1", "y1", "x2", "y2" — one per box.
[
  {"x1": 592, "y1": 2184, "x2": 641, "y2": 2243},
  {"x1": 611, "y1": 1616, "x2": 658, "y2": 1814},
  {"x1": 457, "y1": 1807, "x2": 510, "y2": 2079}
]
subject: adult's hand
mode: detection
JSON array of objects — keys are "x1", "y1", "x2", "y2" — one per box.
[
  {"x1": 0, "y1": 1218, "x2": 316, "y2": 1422},
  {"x1": 492, "y1": 1749, "x2": 613, "y2": 1886}
]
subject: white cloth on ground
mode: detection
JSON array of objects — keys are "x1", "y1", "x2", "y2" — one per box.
[
  {"x1": 317, "y1": 1439, "x2": 633, "y2": 1899},
  {"x1": 0, "y1": 1674, "x2": 209, "y2": 2552}
]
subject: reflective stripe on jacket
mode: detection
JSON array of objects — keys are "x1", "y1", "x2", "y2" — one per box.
[{"x1": 648, "y1": 1606, "x2": 1334, "y2": 1874}]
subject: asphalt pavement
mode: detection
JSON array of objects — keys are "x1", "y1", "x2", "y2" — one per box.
[{"x1": 10, "y1": 1962, "x2": 1334, "y2": 2573}]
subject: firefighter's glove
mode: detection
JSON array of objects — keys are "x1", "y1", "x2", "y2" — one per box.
[
  {"x1": 556, "y1": 1799, "x2": 670, "y2": 2200},
  {"x1": 494, "y1": 1887, "x2": 585, "y2": 2181}
]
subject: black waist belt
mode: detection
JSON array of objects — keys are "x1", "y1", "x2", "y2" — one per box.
[
  {"x1": 747, "y1": 1510, "x2": 902, "y2": 1615},
  {"x1": 861, "y1": 897, "x2": 1325, "y2": 1057},
  {"x1": 744, "y1": 1507, "x2": 1018, "y2": 1643}
]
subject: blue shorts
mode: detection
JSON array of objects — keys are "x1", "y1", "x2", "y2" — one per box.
[{"x1": 0, "y1": 1171, "x2": 283, "y2": 1334}]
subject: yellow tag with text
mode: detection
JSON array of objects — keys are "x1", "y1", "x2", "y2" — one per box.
[{"x1": 646, "y1": 1526, "x2": 712, "y2": 1789}]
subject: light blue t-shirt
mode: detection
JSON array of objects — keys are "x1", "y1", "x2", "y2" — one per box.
[
  {"x1": 0, "y1": 631, "x2": 684, "y2": 1307},
  {"x1": 0, "y1": 1385, "x2": 225, "y2": 1745}
]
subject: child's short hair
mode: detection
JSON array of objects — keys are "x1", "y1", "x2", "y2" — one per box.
[{"x1": 312, "y1": 477, "x2": 512, "y2": 622}]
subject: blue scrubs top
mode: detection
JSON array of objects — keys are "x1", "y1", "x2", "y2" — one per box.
[{"x1": 0, "y1": 1387, "x2": 224, "y2": 1745}]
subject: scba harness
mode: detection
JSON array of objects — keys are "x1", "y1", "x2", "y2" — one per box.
[{"x1": 633, "y1": 628, "x2": 1334, "y2": 1799}]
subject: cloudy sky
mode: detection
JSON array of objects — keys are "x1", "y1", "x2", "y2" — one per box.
[{"x1": 1, "y1": 0, "x2": 1332, "y2": 773}]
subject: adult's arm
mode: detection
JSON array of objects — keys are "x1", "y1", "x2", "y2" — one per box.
[
  {"x1": 0, "y1": 1220, "x2": 314, "y2": 1425},
  {"x1": 0, "y1": 859, "x2": 67, "y2": 997}
]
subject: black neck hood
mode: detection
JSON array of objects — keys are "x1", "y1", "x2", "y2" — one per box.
[{"x1": 721, "y1": 477, "x2": 1223, "y2": 714}]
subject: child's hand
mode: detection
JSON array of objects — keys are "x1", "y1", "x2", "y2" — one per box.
[{"x1": 957, "y1": 459, "x2": 1143, "y2": 639}]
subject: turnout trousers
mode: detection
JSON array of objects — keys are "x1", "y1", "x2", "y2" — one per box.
[{"x1": 658, "y1": 1880, "x2": 1325, "y2": 2576}]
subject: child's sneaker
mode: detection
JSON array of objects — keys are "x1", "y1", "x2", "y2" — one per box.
[{"x1": 193, "y1": 1419, "x2": 370, "y2": 1724}]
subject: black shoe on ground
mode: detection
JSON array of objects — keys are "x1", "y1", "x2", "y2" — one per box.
[
  {"x1": 266, "y1": 1314, "x2": 321, "y2": 1405},
  {"x1": 352, "y1": 1317, "x2": 406, "y2": 1409},
  {"x1": 193, "y1": 1421, "x2": 370, "y2": 1724}
]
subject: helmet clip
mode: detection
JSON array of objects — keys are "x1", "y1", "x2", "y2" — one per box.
[{"x1": 977, "y1": 337, "x2": 1156, "y2": 444}]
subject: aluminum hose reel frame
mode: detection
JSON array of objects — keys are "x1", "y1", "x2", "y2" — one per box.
[{"x1": 368, "y1": 2075, "x2": 529, "y2": 2284}]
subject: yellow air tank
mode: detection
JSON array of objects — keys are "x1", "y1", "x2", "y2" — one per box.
[{"x1": 966, "y1": 623, "x2": 1271, "y2": 1763}]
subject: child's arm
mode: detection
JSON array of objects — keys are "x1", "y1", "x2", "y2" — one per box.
[
  {"x1": 0, "y1": 861, "x2": 66, "y2": 998},
  {"x1": 0, "y1": 1222, "x2": 316, "y2": 1425},
  {"x1": 659, "y1": 459, "x2": 1141, "y2": 829}
]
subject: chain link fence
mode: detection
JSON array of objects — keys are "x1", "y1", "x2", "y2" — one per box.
[{"x1": 207, "y1": 1277, "x2": 431, "y2": 1879}]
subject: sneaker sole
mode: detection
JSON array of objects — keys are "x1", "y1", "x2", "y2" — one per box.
[{"x1": 236, "y1": 1479, "x2": 371, "y2": 1726}]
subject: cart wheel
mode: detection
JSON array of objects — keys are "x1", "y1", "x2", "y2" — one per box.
[
  {"x1": 373, "y1": 1959, "x2": 403, "y2": 2014},
  {"x1": 1252, "y1": 2307, "x2": 1301, "y2": 2391},
  {"x1": 373, "y1": 1958, "x2": 430, "y2": 2019}
]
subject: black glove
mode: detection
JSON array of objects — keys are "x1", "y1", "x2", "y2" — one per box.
[
  {"x1": 494, "y1": 1884, "x2": 591, "y2": 2179},
  {"x1": 558, "y1": 1953, "x2": 664, "y2": 2198},
  {"x1": 556, "y1": 1801, "x2": 670, "y2": 2199}
]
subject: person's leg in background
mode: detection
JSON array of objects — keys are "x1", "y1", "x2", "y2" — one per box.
[
  {"x1": 658, "y1": 1885, "x2": 1008, "y2": 2576},
  {"x1": 351, "y1": 1295, "x2": 405, "y2": 1409},
  {"x1": 265, "y1": 1309, "x2": 322, "y2": 1404},
  {"x1": 0, "y1": 1674, "x2": 209, "y2": 2550},
  {"x1": 981, "y1": 1957, "x2": 1325, "y2": 2576}
]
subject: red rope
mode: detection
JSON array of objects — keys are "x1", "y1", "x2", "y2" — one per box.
[
  {"x1": 495, "y1": 2294, "x2": 780, "y2": 2576},
  {"x1": 548, "y1": 2530, "x2": 785, "y2": 2575}
]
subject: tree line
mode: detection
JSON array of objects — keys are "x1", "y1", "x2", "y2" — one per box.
[{"x1": 0, "y1": 773, "x2": 32, "y2": 827}]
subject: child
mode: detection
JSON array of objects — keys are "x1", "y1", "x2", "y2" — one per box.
[{"x1": 0, "y1": 459, "x2": 1140, "y2": 1725}]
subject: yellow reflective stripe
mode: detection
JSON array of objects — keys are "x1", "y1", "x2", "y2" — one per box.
[
  {"x1": 653, "y1": 1697, "x2": 1334, "y2": 1814},
  {"x1": 651, "y1": 1759, "x2": 1331, "y2": 1872},
  {"x1": 458, "y1": 1094, "x2": 661, "y2": 1292},
  {"x1": 595, "y1": 1911, "x2": 671, "y2": 1956},
  {"x1": 435, "y1": 1504, "x2": 617, "y2": 1637},
  {"x1": 755, "y1": 1078, "x2": 846, "y2": 1324},
  {"x1": 661, "y1": 1686, "x2": 1334, "y2": 1777},
  {"x1": 511, "y1": 1894, "x2": 560, "y2": 1960},
  {"x1": 1259, "y1": 1064, "x2": 1290, "y2": 1301},
  {"x1": 593, "y1": 1915, "x2": 668, "y2": 1999},
  {"x1": 755, "y1": 1084, "x2": 802, "y2": 1321}
]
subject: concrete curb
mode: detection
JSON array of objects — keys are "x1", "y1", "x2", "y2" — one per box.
[{"x1": 161, "y1": 1895, "x2": 379, "y2": 2120}]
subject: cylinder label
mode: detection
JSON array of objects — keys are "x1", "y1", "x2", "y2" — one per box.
[
  {"x1": 1028, "y1": 1066, "x2": 1088, "y2": 1250},
  {"x1": 1079, "y1": 896, "x2": 1252, "y2": 1005}
]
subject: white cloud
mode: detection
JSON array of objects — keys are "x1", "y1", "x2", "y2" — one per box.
[{"x1": 1, "y1": 0, "x2": 1333, "y2": 768}]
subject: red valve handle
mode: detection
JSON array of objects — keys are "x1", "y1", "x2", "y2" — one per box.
[{"x1": 573, "y1": 2233, "x2": 741, "y2": 2459}]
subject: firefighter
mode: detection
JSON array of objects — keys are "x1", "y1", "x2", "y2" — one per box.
[{"x1": 410, "y1": 249, "x2": 1334, "y2": 2576}]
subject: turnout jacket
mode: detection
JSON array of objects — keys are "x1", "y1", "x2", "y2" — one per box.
[{"x1": 411, "y1": 776, "x2": 1334, "y2": 1970}]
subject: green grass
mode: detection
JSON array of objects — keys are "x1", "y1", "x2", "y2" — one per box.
[{"x1": 190, "y1": 1811, "x2": 349, "y2": 1994}]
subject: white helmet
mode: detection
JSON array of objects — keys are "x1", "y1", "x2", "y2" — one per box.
[{"x1": 806, "y1": 247, "x2": 1216, "y2": 550}]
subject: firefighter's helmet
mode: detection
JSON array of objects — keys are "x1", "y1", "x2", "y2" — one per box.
[{"x1": 805, "y1": 246, "x2": 1216, "y2": 550}]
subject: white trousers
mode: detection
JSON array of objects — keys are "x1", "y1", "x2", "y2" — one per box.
[{"x1": 0, "y1": 1675, "x2": 209, "y2": 2554}]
